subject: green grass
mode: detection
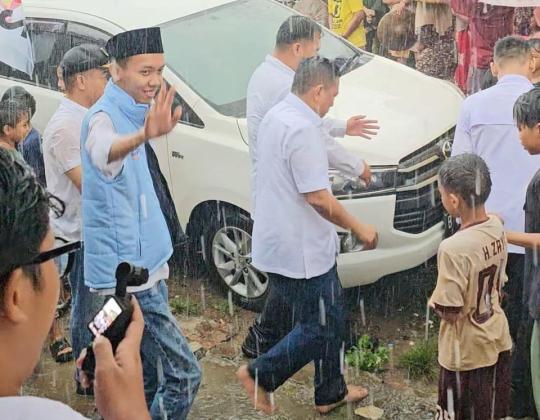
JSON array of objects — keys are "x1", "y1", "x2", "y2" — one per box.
[
  {"x1": 398, "y1": 338, "x2": 438, "y2": 380},
  {"x1": 212, "y1": 299, "x2": 231, "y2": 316},
  {"x1": 346, "y1": 335, "x2": 389, "y2": 372},
  {"x1": 170, "y1": 296, "x2": 201, "y2": 316}
]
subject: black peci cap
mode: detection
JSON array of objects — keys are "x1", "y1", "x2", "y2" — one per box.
[
  {"x1": 60, "y1": 44, "x2": 109, "y2": 79},
  {"x1": 105, "y1": 27, "x2": 164, "y2": 60}
]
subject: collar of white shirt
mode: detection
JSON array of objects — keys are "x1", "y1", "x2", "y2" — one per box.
[
  {"x1": 61, "y1": 96, "x2": 89, "y2": 114},
  {"x1": 284, "y1": 92, "x2": 323, "y2": 128},
  {"x1": 265, "y1": 54, "x2": 295, "y2": 77},
  {"x1": 496, "y1": 74, "x2": 532, "y2": 88}
]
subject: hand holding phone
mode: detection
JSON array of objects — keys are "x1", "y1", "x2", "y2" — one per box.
[
  {"x1": 81, "y1": 294, "x2": 134, "y2": 378},
  {"x1": 77, "y1": 297, "x2": 150, "y2": 420}
]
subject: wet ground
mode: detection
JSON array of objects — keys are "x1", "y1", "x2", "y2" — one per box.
[{"x1": 23, "y1": 261, "x2": 442, "y2": 419}]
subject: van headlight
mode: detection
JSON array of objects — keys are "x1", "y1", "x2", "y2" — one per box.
[{"x1": 330, "y1": 167, "x2": 397, "y2": 199}]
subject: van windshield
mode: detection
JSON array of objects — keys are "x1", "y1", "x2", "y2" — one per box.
[{"x1": 160, "y1": 0, "x2": 372, "y2": 118}]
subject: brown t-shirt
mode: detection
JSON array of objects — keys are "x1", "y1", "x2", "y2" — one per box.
[{"x1": 430, "y1": 216, "x2": 512, "y2": 371}]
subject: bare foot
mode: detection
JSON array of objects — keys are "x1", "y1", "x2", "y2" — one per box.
[
  {"x1": 316, "y1": 385, "x2": 369, "y2": 415},
  {"x1": 236, "y1": 365, "x2": 275, "y2": 415}
]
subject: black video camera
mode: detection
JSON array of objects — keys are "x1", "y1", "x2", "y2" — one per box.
[{"x1": 81, "y1": 262, "x2": 148, "y2": 379}]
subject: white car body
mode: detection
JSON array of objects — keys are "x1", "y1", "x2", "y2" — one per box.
[{"x1": 0, "y1": 0, "x2": 462, "y2": 307}]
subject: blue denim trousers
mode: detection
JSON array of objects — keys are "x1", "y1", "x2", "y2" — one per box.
[
  {"x1": 135, "y1": 280, "x2": 202, "y2": 420},
  {"x1": 68, "y1": 249, "x2": 104, "y2": 359},
  {"x1": 248, "y1": 265, "x2": 348, "y2": 406}
]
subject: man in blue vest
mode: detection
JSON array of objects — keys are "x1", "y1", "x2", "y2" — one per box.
[{"x1": 80, "y1": 27, "x2": 201, "y2": 420}]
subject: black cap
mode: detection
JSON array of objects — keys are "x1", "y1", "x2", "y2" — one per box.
[
  {"x1": 105, "y1": 27, "x2": 163, "y2": 60},
  {"x1": 60, "y1": 44, "x2": 109, "y2": 79}
]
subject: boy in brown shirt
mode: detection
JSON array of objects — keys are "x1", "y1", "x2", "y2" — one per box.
[{"x1": 430, "y1": 153, "x2": 512, "y2": 420}]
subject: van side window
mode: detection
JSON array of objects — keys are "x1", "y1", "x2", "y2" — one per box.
[
  {"x1": 0, "y1": 18, "x2": 111, "y2": 91},
  {"x1": 173, "y1": 92, "x2": 205, "y2": 129}
]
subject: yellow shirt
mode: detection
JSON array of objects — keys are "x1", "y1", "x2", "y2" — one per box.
[
  {"x1": 328, "y1": 0, "x2": 366, "y2": 48},
  {"x1": 430, "y1": 216, "x2": 512, "y2": 372}
]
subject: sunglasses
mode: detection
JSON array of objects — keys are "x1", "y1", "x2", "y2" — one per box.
[{"x1": 0, "y1": 241, "x2": 81, "y2": 279}]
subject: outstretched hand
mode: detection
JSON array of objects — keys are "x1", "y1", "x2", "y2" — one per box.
[
  {"x1": 346, "y1": 115, "x2": 380, "y2": 139},
  {"x1": 144, "y1": 82, "x2": 183, "y2": 140}
]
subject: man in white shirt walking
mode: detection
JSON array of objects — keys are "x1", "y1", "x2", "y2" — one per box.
[
  {"x1": 243, "y1": 15, "x2": 379, "y2": 358},
  {"x1": 452, "y1": 36, "x2": 540, "y2": 418},
  {"x1": 43, "y1": 44, "x2": 109, "y2": 393},
  {"x1": 237, "y1": 57, "x2": 378, "y2": 415}
]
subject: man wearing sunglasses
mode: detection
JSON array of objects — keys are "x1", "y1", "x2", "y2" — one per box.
[
  {"x1": 42, "y1": 43, "x2": 109, "y2": 392},
  {"x1": 0, "y1": 149, "x2": 150, "y2": 419}
]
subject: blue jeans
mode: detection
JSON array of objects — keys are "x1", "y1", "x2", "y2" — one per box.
[
  {"x1": 68, "y1": 249, "x2": 104, "y2": 359},
  {"x1": 135, "y1": 280, "x2": 201, "y2": 420},
  {"x1": 249, "y1": 265, "x2": 348, "y2": 406}
]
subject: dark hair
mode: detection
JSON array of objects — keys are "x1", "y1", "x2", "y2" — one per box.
[
  {"x1": 292, "y1": 56, "x2": 340, "y2": 95},
  {"x1": 1, "y1": 86, "x2": 36, "y2": 118},
  {"x1": 0, "y1": 149, "x2": 52, "y2": 305},
  {"x1": 275, "y1": 15, "x2": 321, "y2": 49},
  {"x1": 514, "y1": 87, "x2": 540, "y2": 128},
  {"x1": 438, "y1": 154, "x2": 492, "y2": 208},
  {"x1": 113, "y1": 57, "x2": 130, "y2": 68},
  {"x1": 0, "y1": 100, "x2": 28, "y2": 137},
  {"x1": 494, "y1": 36, "x2": 531, "y2": 64}
]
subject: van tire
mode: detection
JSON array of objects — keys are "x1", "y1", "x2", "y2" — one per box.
[{"x1": 202, "y1": 206, "x2": 268, "y2": 312}]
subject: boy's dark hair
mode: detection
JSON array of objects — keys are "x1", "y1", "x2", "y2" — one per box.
[
  {"x1": 1, "y1": 86, "x2": 36, "y2": 118},
  {"x1": 0, "y1": 149, "x2": 57, "y2": 306},
  {"x1": 438, "y1": 154, "x2": 492, "y2": 208},
  {"x1": 276, "y1": 15, "x2": 321, "y2": 49},
  {"x1": 494, "y1": 36, "x2": 531, "y2": 64},
  {"x1": 292, "y1": 57, "x2": 340, "y2": 95},
  {"x1": 514, "y1": 88, "x2": 540, "y2": 128},
  {"x1": 0, "y1": 100, "x2": 28, "y2": 137}
]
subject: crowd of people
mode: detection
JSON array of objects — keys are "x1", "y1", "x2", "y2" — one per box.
[
  {"x1": 285, "y1": 0, "x2": 540, "y2": 93},
  {"x1": 0, "y1": 5, "x2": 539, "y2": 420}
]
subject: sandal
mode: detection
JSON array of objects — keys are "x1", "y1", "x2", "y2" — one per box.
[{"x1": 49, "y1": 337, "x2": 74, "y2": 363}]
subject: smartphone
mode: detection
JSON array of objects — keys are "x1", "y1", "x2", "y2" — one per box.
[{"x1": 88, "y1": 297, "x2": 124, "y2": 337}]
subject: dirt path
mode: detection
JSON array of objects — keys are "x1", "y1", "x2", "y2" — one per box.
[{"x1": 24, "y1": 262, "x2": 441, "y2": 419}]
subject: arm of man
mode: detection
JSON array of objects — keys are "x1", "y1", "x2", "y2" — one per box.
[
  {"x1": 49, "y1": 125, "x2": 83, "y2": 191},
  {"x1": 507, "y1": 231, "x2": 540, "y2": 250},
  {"x1": 451, "y1": 102, "x2": 474, "y2": 156},
  {"x1": 342, "y1": 5, "x2": 366, "y2": 39},
  {"x1": 305, "y1": 189, "x2": 377, "y2": 248},
  {"x1": 324, "y1": 132, "x2": 371, "y2": 182},
  {"x1": 103, "y1": 82, "x2": 181, "y2": 165},
  {"x1": 65, "y1": 167, "x2": 82, "y2": 192},
  {"x1": 87, "y1": 83, "x2": 181, "y2": 176},
  {"x1": 429, "y1": 247, "x2": 467, "y2": 324},
  {"x1": 287, "y1": 124, "x2": 377, "y2": 249}
]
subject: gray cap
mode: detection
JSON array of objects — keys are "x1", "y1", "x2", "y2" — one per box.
[{"x1": 60, "y1": 44, "x2": 109, "y2": 79}]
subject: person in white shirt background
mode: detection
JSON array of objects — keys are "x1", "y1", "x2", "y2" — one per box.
[
  {"x1": 237, "y1": 56, "x2": 378, "y2": 415},
  {"x1": 242, "y1": 14, "x2": 380, "y2": 359},
  {"x1": 43, "y1": 44, "x2": 109, "y2": 394},
  {"x1": 0, "y1": 148, "x2": 150, "y2": 420},
  {"x1": 452, "y1": 35, "x2": 540, "y2": 418}
]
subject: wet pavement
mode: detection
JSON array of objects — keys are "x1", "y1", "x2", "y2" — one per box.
[{"x1": 23, "y1": 263, "x2": 441, "y2": 419}]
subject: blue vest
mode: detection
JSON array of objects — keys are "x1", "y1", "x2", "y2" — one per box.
[{"x1": 81, "y1": 81, "x2": 172, "y2": 289}]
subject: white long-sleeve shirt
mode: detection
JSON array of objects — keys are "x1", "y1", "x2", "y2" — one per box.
[
  {"x1": 246, "y1": 54, "x2": 364, "y2": 213},
  {"x1": 452, "y1": 74, "x2": 540, "y2": 254}
]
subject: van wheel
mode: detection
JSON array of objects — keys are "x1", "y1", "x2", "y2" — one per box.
[{"x1": 203, "y1": 206, "x2": 268, "y2": 312}]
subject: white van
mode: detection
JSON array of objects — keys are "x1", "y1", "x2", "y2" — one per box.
[{"x1": 0, "y1": 0, "x2": 462, "y2": 311}]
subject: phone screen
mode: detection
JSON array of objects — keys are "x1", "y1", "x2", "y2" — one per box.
[{"x1": 88, "y1": 298, "x2": 123, "y2": 337}]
